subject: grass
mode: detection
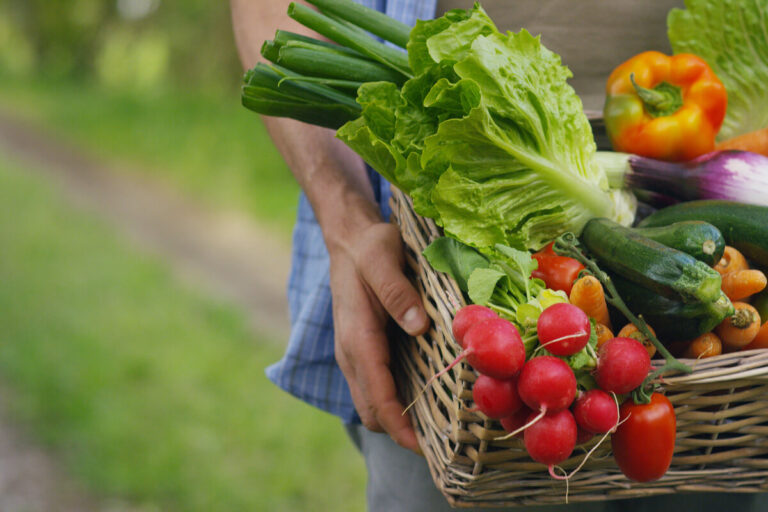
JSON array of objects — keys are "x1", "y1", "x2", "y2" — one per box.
[
  {"x1": 0, "y1": 76, "x2": 300, "y2": 236},
  {"x1": 0, "y1": 152, "x2": 366, "y2": 511}
]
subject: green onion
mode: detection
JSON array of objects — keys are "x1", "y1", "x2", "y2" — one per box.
[
  {"x1": 274, "y1": 30, "x2": 365, "y2": 59},
  {"x1": 245, "y1": 63, "x2": 359, "y2": 108},
  {"x1": 241, "y1": 94, "x2": 359, "y2": 130},
  {"x1": 287, "y1": 2, "x2": 411, "y2": 78},
  {"x1": 276, "y1": 42, "x2": 407, "y2": 85},
  {"x1": 304, "y1": 0, "x2": 411, "y2": 48},
  {"x1": 276, "y1": 76, "x2": 364, "y2": 90},
  {"x1": 261, "y1": 40, "x2": 281, "y2": 63}
]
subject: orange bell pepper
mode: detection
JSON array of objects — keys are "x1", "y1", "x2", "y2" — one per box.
[{"x1": 604, "y1": 51, "x2": 727, "y2": 162}]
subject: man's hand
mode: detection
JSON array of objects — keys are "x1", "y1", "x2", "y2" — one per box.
[
  {"x1": 329, "y1": 221, "x2": 429, "y2": 454},
  {"x1": 229, "y1": 0, "x2": 428, "y2": 454}
]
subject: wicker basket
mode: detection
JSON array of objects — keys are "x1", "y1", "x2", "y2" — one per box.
[{"x1": 389, "y1": 186, "x2": 768, "y2": 508}]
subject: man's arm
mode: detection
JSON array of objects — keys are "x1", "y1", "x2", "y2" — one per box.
[{"x1": 230, "y1": 0, "x2": 429, "y2": 453}]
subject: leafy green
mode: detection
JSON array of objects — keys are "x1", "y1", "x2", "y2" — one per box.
[
  {"x1": 422, "y1": 236, "x2": 549, "y2": 324},
  {"x1": 422, "y1": 236, "x2": 489, "y2": 291},
  {"x1": 668, "y1": 0, "x2": 768, "y2": 140},
  {"x1": 338, "y1": 4, "x2": 632, "y2": 251}
]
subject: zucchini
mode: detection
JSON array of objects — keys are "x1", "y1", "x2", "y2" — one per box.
[
  {"x1": 632, "y1": 221, "x2": 725, "y2": 267},
  {"x1": 638, "y1": 200, "x2": 768, "y2": 267},
  {"x1": 580, "y1": 218, "x2": 722, "y2": 304},
  {"x1": 610, "y1": 274, "x2": 734, "y2": 342}
]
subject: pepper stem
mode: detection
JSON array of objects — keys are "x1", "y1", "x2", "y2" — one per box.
[{"x1": 630, "y1": 73, "x2": 684, "y2": 118}]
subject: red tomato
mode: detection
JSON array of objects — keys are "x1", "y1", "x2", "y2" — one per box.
[
  {"x1": 611, "y1": 393, "x2": 676, "y2": 482},
  {"x1": 531, "y1": 242, "x2": 585, "y2": 295}
]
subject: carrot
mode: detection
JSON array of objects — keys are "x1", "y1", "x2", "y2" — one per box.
[
  {"x1": 594, "y1": 323, "x2": 614, "y2": 349},
  {"x1": 569, "y1": 275, "x2": 611, "y2": 329},
  {"x1": 715, "y1": 127, "x2": 768, "y2": 157},
  {"x1": 617, "y1": 323, "x2": 657, "y2": 359},
  {"x1": 721, "y1": 269, "x2": 767, "y2": 301},
  {"x1": 714, "y1": 246, "x2": 749, "y2": 277},
  {"x1": 715, "y1": 302, "x2": 761, "y2": 349},
  {"x1": 742, "y1": 321, "x2": 768, "y2": 351},
  {"x1": 683, "y1": 332, "x2": 722, "y2": 359}
]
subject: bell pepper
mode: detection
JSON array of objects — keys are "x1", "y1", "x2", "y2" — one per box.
[
  {"x1": 604, "y1": 51, "x2": 727, "y2": 162},
  {"x1": 531, "y1": 242, "x2": 584, "y2": 295}
]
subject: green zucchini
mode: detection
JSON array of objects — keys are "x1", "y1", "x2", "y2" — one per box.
[
  {"x1": 580, "y1": 218, "x2": 722, "y2": 304},
  {"x1": 610, "y1": 274, "x2": 734, "y2": 342},
  {"x1": 638, "y1": 200, "x2": 768, "y2": 267},
  {"x1": 631, "y1": 221, "x2": 725, "y2": 267}
]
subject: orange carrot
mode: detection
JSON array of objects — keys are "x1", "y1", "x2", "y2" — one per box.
[
  {"x1": 743, "y1": 321, "x2": 768, "y2": 351},
  {"x1": 715, "y1": 302, "x2": 761, "y2": 349},
  {"x1": 683, "y1": 332, "x2": 722, "y2": 359},
  {"x1": 569, "y1": 275, "x2": 611, "y2": 329},
  {"x1": 617, "y1": 323, "x2": 657, "y2": 359},
  {"x1": 715, "y1": 127, "x2": 768, "y2": 157},
  {"x1": 714, "y1": 246, "x2": 749, "y2": 277},
  {"x1": 594, "y1": 323, "x2": 614, "y2": 349},
  {"x1": 721, "y1": 269, "x2": 767, "y2": 301}
]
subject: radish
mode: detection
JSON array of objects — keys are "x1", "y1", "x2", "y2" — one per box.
[
  {"x1": 406, "y1": 317, "x2": 525, "y2": 414},
  {"x1": 576, "y1": 426, "x2": 594, "y2": 445},
  {"x1": 517, "y1": 356, "x2": 577, "y2": 414},
  {"x1": 472, "y1": 374, "x2": 522, "y2": 419},
  {"x1": 501, "y1": 356, "x2": 578, "y2": 440},
  {"x1": 452, "y1": 305, "x2": 498, "y2": 347},
  {"x1": 572, "y1": 389, "x2": 619, "y2": 434},
  {"x1": 500, "y1": 407, "x2": 532, "y2": 438},
  {"x1": 536, "y1": 303, "x2": 591, "y2": 356},
  {"x1": 524, "y1": 409, "x2": 577, "y2": 475},
  {"x1": 457, "y1": 317, "x2": 526, "y2": 379},
  {"x1": 595, "y1": 337, "x2": 651, "y2": 394}
]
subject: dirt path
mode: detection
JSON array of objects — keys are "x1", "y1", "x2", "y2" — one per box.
[
  {"x1": 0, "y1": 109, "x2": 293, "y2": 340},
  {"x1": 0, "y1": 110, "x2": 295, "y2": 511}
]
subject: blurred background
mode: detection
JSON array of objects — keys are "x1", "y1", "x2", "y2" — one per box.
[{"x1": 0, "y1": 0, "x2": 365, "y2": 510}]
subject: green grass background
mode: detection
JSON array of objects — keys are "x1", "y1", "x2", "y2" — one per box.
[
  {"x1": 0, "y1": 151, "x2": 366, "y2": 511},
  {"x1": 0, "y1": 77, "x2": 299, "y2": 235}
]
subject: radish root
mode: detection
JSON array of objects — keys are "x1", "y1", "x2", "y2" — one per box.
[
  {"x1": 533, "y1": 331, "x2": 589, "y2": 356},
  {"x1": 494, "y1": 407, "x2": 546, "y2": 440},
  {"x1": 402, "y1": 349, "x2": 469, "y2": 415}
]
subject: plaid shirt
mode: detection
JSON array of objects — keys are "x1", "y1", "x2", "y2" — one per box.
[{"x1": 266, "y1": 0, "x2": 438, "y2": 424}]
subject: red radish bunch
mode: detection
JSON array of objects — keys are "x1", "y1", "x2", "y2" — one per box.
[{"x1": 449, "y1": 302, "x2": 654, "y2": 480}]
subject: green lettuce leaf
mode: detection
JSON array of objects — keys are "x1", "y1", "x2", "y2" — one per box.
[
  {"x1": 668, "y1": 0, "x2": 768, "y2": 140},
  {"x1": 338, "y1": 4, "x2": 633, "y2": 252}
]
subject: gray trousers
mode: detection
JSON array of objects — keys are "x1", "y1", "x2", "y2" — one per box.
[{"x1": 346, "y1": 423, "x2": 768, "y2": 512}]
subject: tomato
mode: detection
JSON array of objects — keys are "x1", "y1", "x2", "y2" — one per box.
[
  {"x1": 531, "y1": 242, "x2": 585, "y2": 295},
  {"x1": 611, "y1": 393, "x2": 676, "y2": 482}
]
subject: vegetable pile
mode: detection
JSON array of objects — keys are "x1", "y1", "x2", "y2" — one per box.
[{"x1": 242, "y1": 0, "x2": 768, "y2": 488}]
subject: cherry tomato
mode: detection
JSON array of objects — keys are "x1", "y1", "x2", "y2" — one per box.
[
  {"x1": 531, "y1": 242, "x2": 585, "y2": 295},
  {"x1": 611, "y1": 393, "x2": 676, "y2": 482}
]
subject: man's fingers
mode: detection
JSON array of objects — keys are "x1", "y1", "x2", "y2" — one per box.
[
  {"x1": 356, "y1": 225, "x2": 429, "y2": 336},
  {"x1": 360, "y1": 359, "x2": 421, "y2": 454}
]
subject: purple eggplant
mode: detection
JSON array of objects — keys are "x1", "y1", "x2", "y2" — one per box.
[{"x1": 599, "y1": 150, "x2": 768, "y2": 208}]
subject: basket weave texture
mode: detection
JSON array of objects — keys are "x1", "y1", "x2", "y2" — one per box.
[{"x1": 389, "y1": 186, "x2": 768, "y2": 508}]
